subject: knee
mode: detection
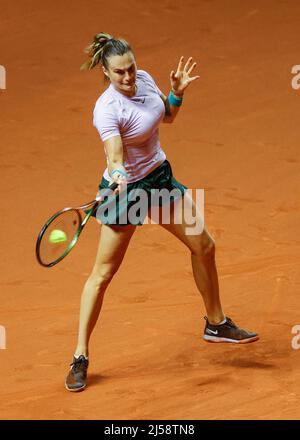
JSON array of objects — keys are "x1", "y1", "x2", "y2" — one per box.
[
  {"x1": 89, "y1": 265, "x2": 117, "y2": 289},
  {"x1": 191, "y1": 236, "x2": 216, "y2": 259}
]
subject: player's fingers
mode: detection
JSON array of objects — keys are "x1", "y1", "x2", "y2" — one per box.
[
  {"x1": 117, "y1": 176, "x2": 127, "y2": 185},
  {"x1": 184, "y1": 57, "x2": 193, "y2": 72},
  {"x1": 170, "y1": 70, "x2": 176, "y2": 81},
  {"x1": 187, "y1": 62, "x2": 197, "y2": 75},
  {"x1": 189, "y1": 75, "x2": 200, "y2": 82},
  {"x1": 176, "y1": 56, "x2": 184, "y2": 75},
  {"x1": 114, "y1": 178, "x2": 127, "y2": 194},
  {"x1": 112, "y1": 172, "x2": 126, "y2": 184}
]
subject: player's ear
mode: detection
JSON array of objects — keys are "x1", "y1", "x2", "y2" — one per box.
[{"x1": 102, "y1": 66, "x2": 109, "y2": 78}]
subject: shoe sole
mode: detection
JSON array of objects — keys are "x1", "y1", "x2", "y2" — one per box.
[
  {"x1": 203, "y1": 335, "x2": 259, "y2": 344},
  {"x1": 65, "y1": 382, "x2": 86, "y2": 392}
]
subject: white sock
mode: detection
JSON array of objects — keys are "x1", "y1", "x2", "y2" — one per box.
[{"x1": 216, "y1": 318, "x2": 227, "y2": 325}]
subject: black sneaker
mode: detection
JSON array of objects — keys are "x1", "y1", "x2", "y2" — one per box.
[
  {"x1": 203, "y1": 316, "x2": 259, "y2": 344},
  {"x1": 65, "y1": 355, "x2": 89, "y2": 392}
]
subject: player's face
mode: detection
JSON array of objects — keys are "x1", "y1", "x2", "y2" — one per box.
[{"x1": 103, "y1": 52, "x2": 137, "y2": 96}]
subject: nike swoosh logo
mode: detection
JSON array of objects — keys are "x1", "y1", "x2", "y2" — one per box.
[
  {"x1": 206, "y1": 329, "x2": 218, "y2": 335},
  {"x1": 135, "y1": 97, "x2": 145, "y2": 103}
]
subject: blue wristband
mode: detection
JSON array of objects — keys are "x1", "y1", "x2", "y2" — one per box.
[
  {"x1": 168, "y1": 90, "x2": 183, "y2": 107},
  {"x1": 110, "y1": 168, "x2": 128, "y2": 178}
]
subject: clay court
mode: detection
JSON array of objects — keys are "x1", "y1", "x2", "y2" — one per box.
[{"x1": 1, "y1": 0, "x2": 300, "y2": 419}]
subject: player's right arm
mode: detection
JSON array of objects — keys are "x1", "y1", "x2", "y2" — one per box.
[{"x1": 103, "y1": 135, "x2": 127, "y2": 188}]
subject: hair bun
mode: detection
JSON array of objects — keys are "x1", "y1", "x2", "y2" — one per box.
[{"x1": 81, "y1": 33, "x2": 131, "y2": 72}]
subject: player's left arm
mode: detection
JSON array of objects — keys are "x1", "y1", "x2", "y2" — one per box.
[
  {"x1": 160, "y1": 92, "x2": 180, "y2": 123},
  {"x1": 161, "y1": 56, "x2": 200, "y2": 124}
]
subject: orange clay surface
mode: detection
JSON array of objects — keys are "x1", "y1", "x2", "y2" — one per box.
[{"x1": 1, "y1": 0, "x2": 300, "y2": 420}]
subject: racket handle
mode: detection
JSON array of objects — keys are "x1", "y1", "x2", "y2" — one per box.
[
  {"x1": 109, "y1": 182, "x2": 118, "y2": 191},
  {"x1": 97, "y1": 181, "x2": 119, "y2": 200}
]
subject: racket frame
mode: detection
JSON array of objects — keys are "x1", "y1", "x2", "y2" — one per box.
[
  {"x1": 36, "y1": 182, "x2": 118, "y2": 267},
  {"x1": 35, "y1": 199, "x2": 99, "y2": 267}
]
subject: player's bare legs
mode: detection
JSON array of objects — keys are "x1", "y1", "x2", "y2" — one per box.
[
  {"x1": 153, "y1": 193, "x2": 258, "y2": 343},
  {"x1": 153, "y1": 193, "x2": 225, "y2": 324},
  {"x1": 74, "y1": 223, "x2": 136, "y2": 357}
]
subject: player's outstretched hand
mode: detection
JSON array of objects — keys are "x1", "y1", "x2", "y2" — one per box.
[{"x1": 170, "y1": 56, "x2": 200, "y2": 97}]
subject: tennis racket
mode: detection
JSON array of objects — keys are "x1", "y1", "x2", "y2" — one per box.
[{"x1": 36, "y1": 182, "x2": 118, "y2": 267}]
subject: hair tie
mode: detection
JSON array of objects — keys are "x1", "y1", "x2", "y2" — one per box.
[{"x1": 106, "y1": 38, "x2": 114, "y2": 44}]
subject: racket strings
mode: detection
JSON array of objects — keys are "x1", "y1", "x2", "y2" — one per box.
[{"x1": 37, "y1": 209, "x2": 81, "y2": 266}]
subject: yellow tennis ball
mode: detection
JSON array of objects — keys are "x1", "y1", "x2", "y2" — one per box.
[{"x1": 49, "y1": 229, "x2": 67, "y2": 244}]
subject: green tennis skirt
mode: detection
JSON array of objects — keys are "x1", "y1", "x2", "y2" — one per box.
[{"x1": 93, "y1": 159, "x2": 187, "y2": 226}]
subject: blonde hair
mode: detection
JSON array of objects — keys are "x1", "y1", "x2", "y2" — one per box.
[{"x1": 80, "y1": 32, "x2": 133, "y2": 79}]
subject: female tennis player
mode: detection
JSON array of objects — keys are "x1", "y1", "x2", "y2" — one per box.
[{"x1": 65, "y1": 32, "x2": 258, "y2": 392}]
